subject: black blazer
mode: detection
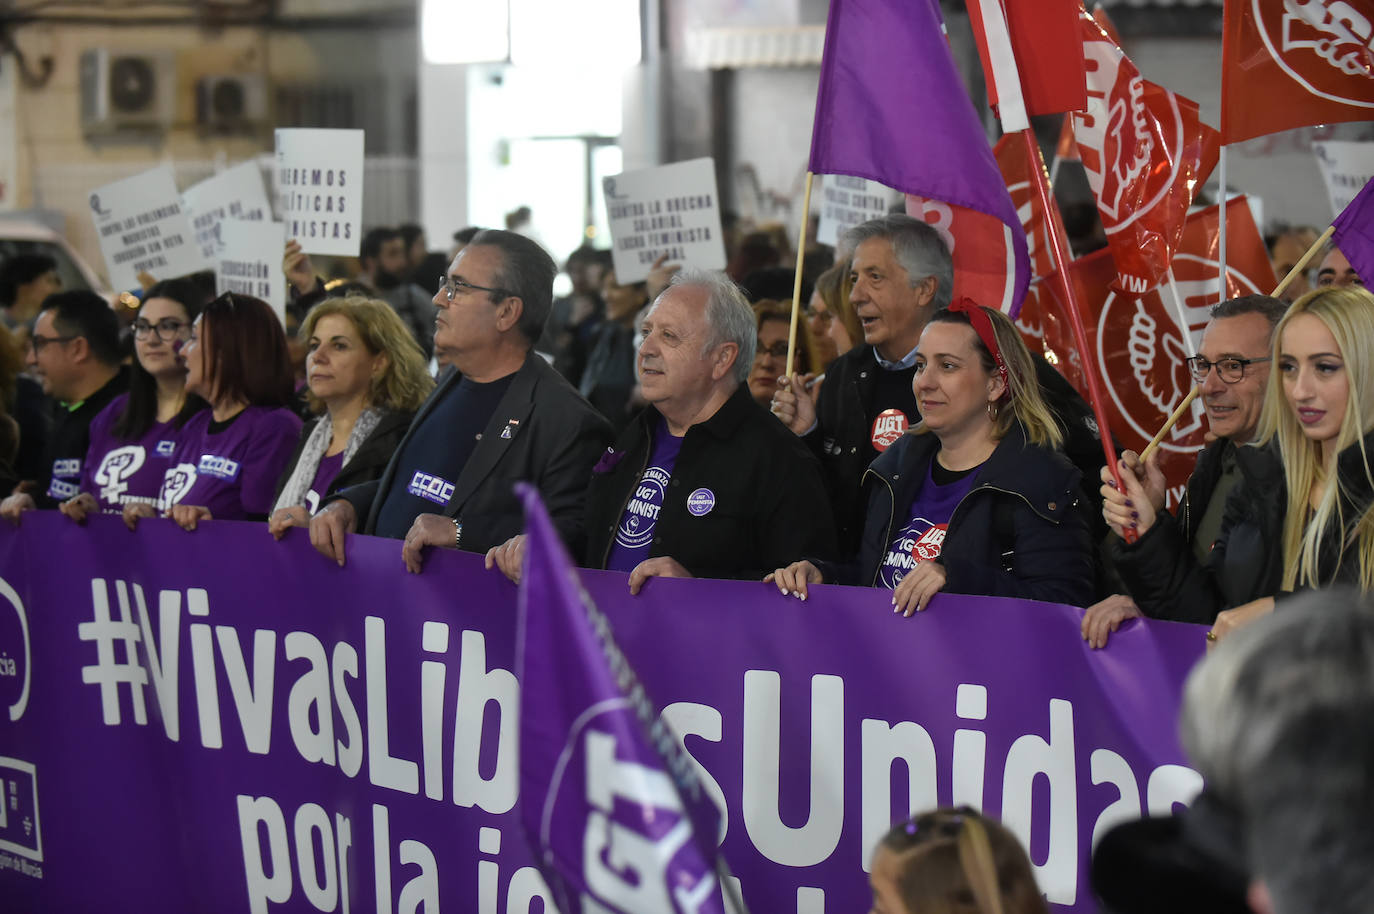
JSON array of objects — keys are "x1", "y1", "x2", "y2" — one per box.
[{"x1": 333, "y1": 350, "x2": 613, "y2": 555}]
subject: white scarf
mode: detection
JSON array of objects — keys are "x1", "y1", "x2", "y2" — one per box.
[{"x1": 273, "y1": 407, "x2": 383, "y2": 513}]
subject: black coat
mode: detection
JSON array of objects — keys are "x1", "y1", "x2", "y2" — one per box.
[
  {"x1": 1110, "y1": 439, "x2": 1285, "y2": 623},
  {"x1": 272, "y1": 407, "x2": 415, "y2": 504},
  {"x1": 333, "y1": 350, "x2": 613, "y2": 556},
  {"x1": 818, "y1": 422, "x2": 1096, "y2": 607},
  {"x1": 584, "y1": 385, "x2": 837, "y2": 580}
]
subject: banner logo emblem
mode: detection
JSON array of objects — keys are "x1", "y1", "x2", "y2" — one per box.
[{"x1": 1257, "y1": 0, "x2": 1374, "y2": 107}]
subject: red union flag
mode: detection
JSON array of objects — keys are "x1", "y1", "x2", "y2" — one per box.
[
  {"x1": 904, "y1": 193, "x2": 1025, "y2": 315},
  {"x1": 993, "y1": 135, "x2": 1068, "y2": 347},
  {"x1": 1223, "y1": 0, "x2": 1374, "y2": 145},
  {"x1": 1072, "y1": 9, "x2": 1221, "y2": 296},
  {"x1": 1037, "y1": 198, "x2": 1276, "y2": 498}
]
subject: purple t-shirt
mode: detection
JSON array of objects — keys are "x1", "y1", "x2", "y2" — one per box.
[
  {"x1": 159, "y1": 406, "x2": 302, "y2": 521},
  {"x1": 605, "y1": 419, "x2": 684, "y2": 573},
  {"x1": 80, "y1": 394, "x2": 181, "y2": 513},
  {"x1": 305, "y1": 451, "x2": 346, "y2": 514},
  {"x1": 879, "y1": 459, "x2": 979, "y2": 590}
]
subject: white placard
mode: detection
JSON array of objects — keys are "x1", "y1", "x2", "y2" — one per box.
[
  {"x1": 274, "y1": 128, "x2": 364, "y2": 256},
  {"x1": 602, "y1": 157, "x2": 725, "y2": 284},
  {"x1": 216, "y1": 220, "x2": 288, "y2": 324},
  {"x1": 817, "y1": 174, "x2": 898, "y2": 247},
  {"x1": 1313, "y1": 141, "x2": 1374, "y2": 217},
  {"x1": 0, "y1": 61, "x2": 16, "y2": 211},
  {"x1": 89, "y1": 165, "x2": 207, "y2": 291},
  {"x1": 183, "y1": 162, "x2": 272, "y2": 262}
]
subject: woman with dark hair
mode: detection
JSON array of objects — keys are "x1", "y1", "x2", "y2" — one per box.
[
  {"x1": 125, "y1": 293, "x2": 301, "y2": 530},
  {"x1": 267, "y1": 296, "x2": 433, "y2": 537},
  {"x1": 59, "y1": 279, "x2": 209, "y2": 520},
  {"x1": 870, "y1": 808, "x2": 1049, "y2": 914},
  {"x1": 768, "y1": 300, "x2": 1094, "y2": 612}
]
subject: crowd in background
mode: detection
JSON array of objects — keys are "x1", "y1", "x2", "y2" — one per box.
[{"x1": 0, "y1": 199, "x2": 1371, "y2": 914}]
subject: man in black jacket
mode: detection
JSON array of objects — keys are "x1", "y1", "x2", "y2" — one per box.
[
  {"x1": 1083, "y1": 294, "x2": 1288, "y2": 646},
  {"x1": 0, "y1": 290, "x2": 127, "y2": 521},
  {"x1": 485, "y1": 269, "x2": 836, "y2": 591},
  {"x1": 308, "y1": 229, "x2": 612, "y2": 569}
]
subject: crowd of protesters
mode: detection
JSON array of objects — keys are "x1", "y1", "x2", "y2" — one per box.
[{"x1": 2, "y1": 207, "x2": 1372, "y2": 912}]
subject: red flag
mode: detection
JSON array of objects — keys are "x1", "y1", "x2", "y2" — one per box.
[
  {"x1": 1034, "y1": 198, "x2": 1277, "y2": 500},
  {"x1": 903, "y1": 193, "x2": 1025, "y2": 314},
  {"x1": 992, "y1": 135, "x2": 1068, "y2": 347},
  {"x1": 1053, "y1": 114, "x2": 1080, "y2": 165},
  {"x1": 1222, "y1": 0, "x2": 1374, "y2": 145},
  {"x1": 967, "y1": 0, "x2": 1087, "y2": 117},
  {"x1": 1071, "y1": 8, "x2": 1220, "y2": 295}
]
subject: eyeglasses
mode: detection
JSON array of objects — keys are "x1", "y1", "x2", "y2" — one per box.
[
  {"x1": 1185, "y1": 355, "x2": 1271, "y2": 384},
  {"x1": 27, "y1": 333, "x2": 76, "y2": 354},
  {"x1": 438, "y1": 274, "x2": 510, "y2": 302},
  {"x1": 755, "y1": 340, "x2": 790, "y2": 359},
  {"x1": 805, "y1": 307, "x2": 834, "y2": 324},
  {"x1": 132, "y1": 318, "x2": 190, "y2": 342}
]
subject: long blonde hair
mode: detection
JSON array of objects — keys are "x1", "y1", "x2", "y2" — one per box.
[
  {"x1": 879, "y1": 808, "x2": 1048, "y2": 914},
  {"x1": 300, "y1": 296, "x2": 434, "y2": 414},
  {"x1": 914, "y1": 305, "x2": 1063, "y2": 449},
  {"x1": 1256, "y1": 285, "x2": 1374, "y2": 590}
]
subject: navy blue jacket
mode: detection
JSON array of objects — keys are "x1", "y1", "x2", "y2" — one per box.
[{"x1": 818, "y1": 422, "x2": 1096, "y2": 607}]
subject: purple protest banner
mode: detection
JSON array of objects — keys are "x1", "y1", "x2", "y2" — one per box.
[
  {"x1": 0, "y1": 513, "x2": 1205, "y2": 913},
  {"x1": 516, "y1": 484, "x2": 741, "y2": 914}
]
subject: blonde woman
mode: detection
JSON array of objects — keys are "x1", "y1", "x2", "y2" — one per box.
[
  {"x1": 806, "y1": 260, "x2": 861, "y2": 371},
  {"x1": 869, "y1": 808, "x2": 1049, "y2": 914},
  {"x1": 268, "y1": 296, "x2": 433, "y2": 538},
  {"x1": 1209, "y1": 285, "x2": 1374, "y2": 643},
  {"x1": 768, "y1": 300, "x2": 1095, "y2": 613}
]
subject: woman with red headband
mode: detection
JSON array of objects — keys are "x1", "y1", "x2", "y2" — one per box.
[{"x1": 768, "y1": 300, "x2": 1095, "y2": 613}]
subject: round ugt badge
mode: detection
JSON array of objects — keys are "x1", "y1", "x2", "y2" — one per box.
[
  {"x1": 870, "y1": 408, "x2": 909, "y2": 452},
  {"x1": 686, "y1": 488, "x2": 715, "y2": 516}
]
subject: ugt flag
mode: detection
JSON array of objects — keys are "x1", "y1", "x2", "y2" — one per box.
[
  {"x1": 810, "y1": 0, "x2": 1030, "y2": 316},
  {"x1": 1072, "y1": 7, "x2": 1220, "y2": 296},
  {"x1": 515, "y1": 484, "x2": 742, "y2": 914},
  {"x1": 1222, "y1": 0, "x2": 1374, "y2": 145},
  {"x1": 1332, "y1": 176, "x2": 1374, "y2": 286}
]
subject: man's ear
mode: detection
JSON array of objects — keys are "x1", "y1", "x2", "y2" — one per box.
[
  {"x1": 65, "y1": 335, "x2": 92, "y2": 365},
  {"x1": 711, "y1": 342, "x2": 739, "y2": 382},
  {"x1": 496, "y1": 296, "x2": 525, "y2": 334},
  {"x1": 914, "y1": 275, "x2": 939, "y2": 308}
]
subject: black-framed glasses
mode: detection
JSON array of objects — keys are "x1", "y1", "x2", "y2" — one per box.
[
  {"x1": 132, "y1": 318, "x2": 190, "y2": 342},
  {"x1": 438, "y1": 274, "x2": 510, "y2": 302},
  {"x1": 755, "y1": 340, "x2": 790, "y2": 359},
  {"x1": 27, "y1": 333, "x2": 76, "y2": 354},
  {"x1": 1185, "y1": 355, "x2": 1271, "y2": 384}
]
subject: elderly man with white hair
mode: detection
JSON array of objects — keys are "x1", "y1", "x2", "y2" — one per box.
[{"x1": 486, "y1": 269, "x2": 835, "y2": 592}]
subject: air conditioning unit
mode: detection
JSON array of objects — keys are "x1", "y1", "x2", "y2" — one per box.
[
  {"x1": 196, "y1": 74, "x2": 269, "y2": 130},
  {"x1": 80, "y1": 49, "x2": 175, "y2": 135}
]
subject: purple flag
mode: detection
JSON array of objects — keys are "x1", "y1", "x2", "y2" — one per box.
[
  {"x1": 1332, "y1": 176, "x2": 1374, "y2": 286},
  {"x1": 515, "y1": 484, "x2": 742, "y2": 914},
  {"x1": 809, "y1": 0, "x2": 1031, "y2": 316}
]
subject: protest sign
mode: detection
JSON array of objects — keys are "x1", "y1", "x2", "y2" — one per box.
[
  {"x1": 88, "y1": 165, "x2": 207, "y2": 291},
  {"x1": 1312, "y1": 141, "x2": 1374, "y2": 218},
  {"x1": 817, "y1": 174, "x2": 895, "y2": 246},
  {"x1": 183, "y1": 162, "x2": 273, "y2": 262},
  {"x1": 215, "y1": 220, "x2": 287, "y2": 321},
  {"x1": 274, "y1": 128, "x2": 364, "y2": 256},
  {"x1": 0, "y1": 513, "x2": 1204, "y2": 914},
  {"x1": 603, "y1": 157, "x2": 725, "y2": 284}
]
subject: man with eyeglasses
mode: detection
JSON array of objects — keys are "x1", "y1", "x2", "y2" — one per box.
[
  {"x1": 0, "y1": 290, "x2": 127, "y2": 522},
  {"x1": 307, "y1": 229, "x2": 612, "y2": 570},
  {"x1": 1082, "y1": 294, "x2": 1289, "y2": 648}
]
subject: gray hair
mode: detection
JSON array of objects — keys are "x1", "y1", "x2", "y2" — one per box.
[
  {"x1": 661, "y1": 268, "x2": 756, "y2": 384},
  {"x1": 841, "y1": 214, "x2": 954, "y2": 309},
  {"x1": 1209, "y1": 294, "x2": 1287, "y2": 330},
  {"x1": 1181, "y1": 591, "x2": 1374, "y2": 914}
]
